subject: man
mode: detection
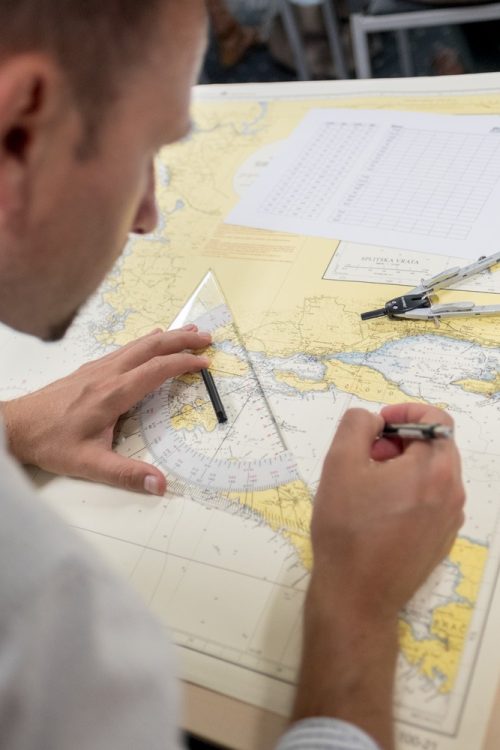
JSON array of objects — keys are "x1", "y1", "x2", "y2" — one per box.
[{"x1": 0, "y1": 2, "x2": 465, "y2": 749}]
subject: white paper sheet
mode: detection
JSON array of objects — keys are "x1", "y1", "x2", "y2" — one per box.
[
  {"x1": 227, "y1": 109, "x2": 500, "y2": 259},
  {"x1": 324, "y1": 241, "x2": 500, "y2": 292}
]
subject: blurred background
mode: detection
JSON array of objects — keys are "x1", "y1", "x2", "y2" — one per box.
[{"x1": 202, "y1": 0, "x2": 500, "y2": 83}]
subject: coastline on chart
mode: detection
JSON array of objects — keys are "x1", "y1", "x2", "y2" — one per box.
[{"x1": 325, "y1": 242, "x2": 500, "y2": 293}]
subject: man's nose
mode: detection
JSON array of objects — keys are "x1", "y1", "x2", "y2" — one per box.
[{"x1": 131, "y1": 163, "x2": 158, "y2": 235}]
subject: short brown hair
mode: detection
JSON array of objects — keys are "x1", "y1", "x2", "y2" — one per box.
[{"x1": 0, "y1": 0, "x2": 165, "y2": 144}]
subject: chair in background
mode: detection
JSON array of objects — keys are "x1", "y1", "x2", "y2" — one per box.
[
  {"x1": 350, "y1": 1, "x2": 500, "y2": 77},
  {"x1": 265, "y1": 0, "x2": 349, "y2": 80}
]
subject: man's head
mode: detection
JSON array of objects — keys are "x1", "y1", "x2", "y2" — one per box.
[{"x1": 0, "y1": 0, "x2": 207, "y2": 340}]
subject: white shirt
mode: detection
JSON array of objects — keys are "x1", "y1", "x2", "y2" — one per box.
[{"x1": 0, "y1": 424, "x2": 379, "y2": 750}]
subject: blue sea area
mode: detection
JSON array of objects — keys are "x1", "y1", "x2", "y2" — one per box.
[
  {"x1": 251, "y1": 351, "x2": 327, "y2": 382},
  {"x1": 241, "y1": 101, "x2": 269, "y2": 136},
  {"x1": 330, "y1": 335, "x2": 500, "y2": 401}
]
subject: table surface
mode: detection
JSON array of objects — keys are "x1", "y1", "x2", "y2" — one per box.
[
  {"x1": 181, "y1": 71, "x2": 500, "y2": 750},
  {"x1": 183, "y1": 680, "x2": 500, "y2": 750}
]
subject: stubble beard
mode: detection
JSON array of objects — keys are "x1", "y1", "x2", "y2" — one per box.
[{"x1": 44, "y1": 309, "x2": 80, "y2": 342}]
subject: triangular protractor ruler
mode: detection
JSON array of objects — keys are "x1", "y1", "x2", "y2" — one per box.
[{"x1": 140, "y1": 270, "x2": 303, "y2": 496}]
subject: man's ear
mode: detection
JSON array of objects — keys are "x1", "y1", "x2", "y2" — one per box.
[{"x1": 0, "y1": 54, "x2": 67, "y2": 226}]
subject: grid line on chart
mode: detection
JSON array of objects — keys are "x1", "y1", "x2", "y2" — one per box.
[
  {"x1": 261, "y1": 122, "x2": 376, "y2": 220},
  {"x1": 330, "y1": 126, "x2": 500, "y2": 239}
]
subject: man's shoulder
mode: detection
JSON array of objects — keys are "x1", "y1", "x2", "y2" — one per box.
[
  {"x1": 0, "y1": 440, "x2": 181, "y2": 750},
  {"x1": 0, "y1": 438, "x2": 126, "y2": 616}
]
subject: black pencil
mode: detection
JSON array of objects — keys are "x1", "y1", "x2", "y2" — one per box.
[{"x1": 201, "y1": 369, "x2": 227, "y2": 424}]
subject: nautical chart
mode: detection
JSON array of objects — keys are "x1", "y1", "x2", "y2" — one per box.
[{"x1": 1, "y1": 75, "x2": 500, "y2": 750}]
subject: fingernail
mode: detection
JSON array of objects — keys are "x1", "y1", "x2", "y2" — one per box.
[
  {"x1": 144, "y1": 475, "x2": 162, "y2": 496},
  {"x1": 182, "y1": 323, "x2": 197, "y2": 331},
  {"x1": 198, "y1": 356, "x2": 210, "y2": 367},
  {"x1": 199, "y1": 331, "x2": 212, "y2": 342}
]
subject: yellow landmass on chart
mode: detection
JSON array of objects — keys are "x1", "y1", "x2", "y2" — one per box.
[
  {"x1": 209, "y1": 349, "x2": 249, "y2": 378},
  {"x1": 323, "y1": 360, "x2": 426, "y2": 405},
  {"x1": 98, "y1": 244, "x2": 193, "y2": 347},
  {"x1": 449, "y1": 537, "x2": 489, "y2": 603},
  {"x1": 177, "y1": 373, "x2": 201, "y2": 386},
  {"x1": 171, "y1": 398, "x2": 218, "y2": 433},
  {"x1": 399, "y1": 604, "x2": 470, "y2": 694},
  {"x1": 399, "y1": 538, "x2": 488, "y2": 693},
  {"x1": 211, "y1": 323, "x2": 236, "y2": 344},
  {"x1": 230, "y1": 480, "x2": 313, "y2": 570},
  {"x1": 275, "y1": 371, "x2": 328, "y2": 392},
  {"x1": 353, "y1": 292, "x2": 500, "y2": 352},
  {"x1": 245, "y1": 278, "x2": 500, "y2": 363},
  {"x1": 285, "y1": 529, "x2": 313, "y2": 571},
  {"x1": 274, "y1": 361, "x2": 426, "y2": 404},
  {"x1": 453, "y1": 372, "x2": 500, "y2": 397}
]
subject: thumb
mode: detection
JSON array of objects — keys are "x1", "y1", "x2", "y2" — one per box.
[
  {"x1": 80, "y1": 448, "x2": 167, "y2": 496},
  {"x1": 329, "y1": 408, "x2": 384, "y2": 466}
]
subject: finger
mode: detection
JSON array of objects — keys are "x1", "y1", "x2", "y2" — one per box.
[
  {"x1": 111, "y1": 330, "x2": 212, "y2": 373},
  {"x1": 368, "y1": 405, "x2": 458, "y2": 469},
  {"x1": 328, "y1": 408, "x2": 385, "y2": 466},
  {"x1": 397, "y1": 425, "x2": 462, "y2": 487},
  {"x1": 371, "y1": 436, "x2": 403, "y2": 461},
  {"x1": 380, "y1": 403, "x2": 454, "y2": 428},
  {"x1": 380, "y1": 403, "x2": 455, "y2": 464},
  {"x1": 82, "y1": 325, "x2": 200, "y2": 372},
  {"x1": 79, "y1": 447, "x2": 167, "y2": 495},
  {"x1": 109, "y1": 352, "x2": 210, "y2": 415},
  {"x1": 78, "y1": 328, "x2": 165, "y2": 372}
]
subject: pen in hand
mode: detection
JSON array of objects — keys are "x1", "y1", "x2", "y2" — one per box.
[{"x1": 381, "y1": 422, "x2": 453, "y2": 441}]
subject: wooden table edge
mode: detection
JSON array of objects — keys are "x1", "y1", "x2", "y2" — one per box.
[{"x1": 183, "y1": 679, "x2": 500, "y2": 750}]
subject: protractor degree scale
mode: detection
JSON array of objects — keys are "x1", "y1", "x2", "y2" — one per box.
[{"x1": 140, "y1": 272, "x2": 300, "y2": 493}]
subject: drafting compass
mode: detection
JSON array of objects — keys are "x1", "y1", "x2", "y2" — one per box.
[{"x1": 361, "y1": 249, "x2": 500, "y2": 322}]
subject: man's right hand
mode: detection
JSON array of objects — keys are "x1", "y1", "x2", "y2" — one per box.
[
  {"x1": 311, "y1": 403, "x2": 465, "y2": 619},
  {"x1": 292, "y1": 404, "x2": 465, "y2": 750}
]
